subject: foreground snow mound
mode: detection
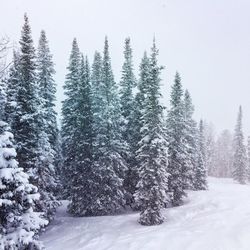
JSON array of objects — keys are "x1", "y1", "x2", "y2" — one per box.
[{"x1": 41, "y1": 178, "x2": 250, "y2": 250}]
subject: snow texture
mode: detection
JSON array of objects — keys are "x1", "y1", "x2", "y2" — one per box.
[{"x1": 41, "y1": 178, "x2": 250, "y2": 250}]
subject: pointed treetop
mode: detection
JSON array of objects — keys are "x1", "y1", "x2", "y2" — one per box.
[
  {"x1": 184, "y1": 89, "x2": 194, "y2": 115},
  {"x1": 175, "y1": 71, "x2": 181, "y2": 83}
]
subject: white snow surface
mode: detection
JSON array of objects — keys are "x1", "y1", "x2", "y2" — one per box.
[{"x1": 41, "y1": 178, "x2": 250, "y2": 250}]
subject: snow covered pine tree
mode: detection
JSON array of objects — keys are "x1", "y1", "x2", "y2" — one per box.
[
  {"x1": 194, "y1": 120, "x2": 207, "y2": 190},
  {"x1": 119, "y1": 38, "x2": 137, "y2": 205},
  {"x1": 36, "y1": 29, "x2": 60, "y2": 220},
  {"x1": 232, "y1": 106, "x2": 247, "y2": 184},
  {"x1": 134, "y1": 40, "x2": 169, "y2": 226},
  {"x1": 0, "y1": 121, "x2": 47, "y2": 249},
  {"x1": 167, "y1": 72, "x2": 187, "y2": 206},
  {"x1": 90, "y1": 37, "x2": 128, "y2": 215}
]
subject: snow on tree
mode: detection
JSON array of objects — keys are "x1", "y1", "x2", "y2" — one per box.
[
  {"x1": 183, "y1": 90, "x2": 197, "y2": 189},
  {"x1": 204, "y1": 122, "x2": 216, "y2": 176},
  {"x1": 61, "y1": 38, "x2": 81, "y2": 199},
  {"x1": 37, "y1": 30, "x2": 59, "y2": 158},
  {"x1": 128, "y1": 52, "x2": 151, "y2": 208},
  {"x1": 119, "y1": 37, "x2": 137, "y2": 204},
  {"x1": 11, "y1": 14, "x2": 40, "y2": 179},
  {"x1": 0, "y1": 80, "x2": 6, "y2": 121},
  {"x1": 214, "y1": 130, "x2": 233, "y2": 178},
  {"x1": 67, "y1": 55, "x2": 94, "y2": 216},
  {"x1": 193, "y1": 120, "x2": 207, "y2": 190},
  {"x1": 134, "y1": 40, "x2": 169, "y2": 226},
  {"x1": 166, "y1": 72, "x2": 187, "y2": 206},
  {"x1": 5, "y1": 50, "x2": 21, "y2": 127},
  {"x1": 90, "y1": 37, "x2": 127, "y2": 215},
  {"x1": 246, "y1": 136, "x2": 250, "y2": 182},
  {"x1": 0, "y1": 121, "x2": 48, "y2": 250},
  {"x1": 232, "y1": 106, "x2": 247, "y2": 184},
  {"x1": 36, "y1": 30, "x2": 60, "y2": 219}
]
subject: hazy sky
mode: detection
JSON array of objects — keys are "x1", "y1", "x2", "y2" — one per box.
[{"x1": 1, "y1": 0, "x2": 250, "y2": 135}]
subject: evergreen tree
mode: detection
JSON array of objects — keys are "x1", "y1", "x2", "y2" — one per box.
[
  {"x1": 194, "y1": 120, "x2": 207, "y2": 190},
  {"x1": 12, "y1": 14, "x2": 39, "y2": 179},
  {"x1": 36, "y1": 30, "x2": 60, "y2": 219},
  {"x1": 67, "y1": 55, "x2": 94, "y2": 216},
  {"x1": 246, "y1": 136, "x2": 250, "y2": 182},
  {"x1": 129, "y1": 52, "x2": 151, "y2": 205},
  {"x1": 134, "y1": 40, "x2": 169, "y2": 226},
  {"x1": 204, "y1": 122, "x2": 216, "y2": 176},
  {"x1": 183, "y1": 90, "x2": 197, "y2": 189},
  {"x1": 37, "y1": 30, "x2": 58, "y2": 155},
  {"x1": 90, "y1": 38, "x2": 127, "y2": 215},
  {"x1": 232, "y1": 106, "x2": 247, "y2": 184},
  {"x1": 119, "y1": 37, "x2": 136, "y2": 147},
  {"x1": 214, "y1": 130, "x2": 233, "y2": 178},
  {"x1": 5, "y1": 51, "x2": 21, "y2": 127},
  {"x1": 167, "y1": 72, "x2": 187, "y2": 206},
  {"x1": 61, "y1": 38, "x2": 81, "y2": 198},
  {"x1": 0, "y1": 79, "x2": 6, "y2": 121},
  {"x1": 0, "y1": 120, "x2": 48, "y2": 249},
  {"x1": 119, "y1": 38, "x2": 137, "y2": 204}
]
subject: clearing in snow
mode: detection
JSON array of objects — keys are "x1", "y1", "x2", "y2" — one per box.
[{"x1": 40, "y1": 178, "x2": 250, "y2": 250}]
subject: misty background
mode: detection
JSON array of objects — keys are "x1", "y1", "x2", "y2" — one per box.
[{"x1": 1, "y1": 0, "x2": 250, "y2": 135}]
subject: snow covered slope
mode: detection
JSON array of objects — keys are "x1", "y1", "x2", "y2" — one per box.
[{"x1": 40, "y1": 178, "x2": 250, "y2": 250}]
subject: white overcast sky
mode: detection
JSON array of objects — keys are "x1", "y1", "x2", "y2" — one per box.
[{"x1": 1, "y1": 0, "x2": 250, "y2": 135}]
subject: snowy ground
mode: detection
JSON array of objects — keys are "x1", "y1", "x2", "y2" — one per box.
[{"x1": 41, "y1": 178, "x2": 250, "y2": 250}]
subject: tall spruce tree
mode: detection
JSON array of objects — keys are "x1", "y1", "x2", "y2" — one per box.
[
  {"x1": 232, "y1": 106, "x2": 247, "y2": 184},
  {"x1": 5, "y1": 51, "x2": 21, "y2": 127},
  {"x1": 12, "y1": 14, "x2": 40, "y2": 181},
  {"x1": 68, "y1": 55, "x2": 94, "y2": 216},
  {"x1": 36, "y1": 30, "x2": 59, "y2": 219},
  {"x1": 61, "y1": 38, "x2": 81, "y2": 198},
  {"x1": 90, "y1": 37, "x2": 127, "y2": 215},
  {"x1": 0, "y1": 120, "x2": 48, "y2": 249},
  {"x1": 246, "y1": 136, "x2": 250, "y2": 182},
  {"x1": 129, "y1": 52, "x2": 151, "y2": 205},
  {"x1": 119, "y1": 38, "x2": 137, "y2": 204},
  {"x1": 119, "y1": 37, "x2": 136, "y2": 145},
  {"x1": 37, "y1": 30, "x2": 58, "y2": 155},
  {"x1": 167, "y1": 72, "x2": 187, "y2": 206},
  {"x1": 183, "y1": 90, "x2": 197, "y2": 189},
  {"x1": 134, "y1": 40, "x2": 169, "y2": 226},
  {"x1": 0, "y1": 80, "x2": 6, "y2": 121},
  {"x1": 194, "y1": 120, "x2": 207, "y2": 190}
]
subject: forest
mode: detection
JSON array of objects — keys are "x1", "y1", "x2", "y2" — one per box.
[{"x1": 0, "y1": 14, "x2": 249, "y2": 250}]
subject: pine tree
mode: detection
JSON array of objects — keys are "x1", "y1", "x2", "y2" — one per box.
[
  {"x1": 61, "y1": 38, "x2": 81, "y2": 198},
  {"x1": 129, "y1": 52, "x2": 151, "y2": 206},
  {"x1": 36, "y1": 30, "x2": 60, "y2": 219},
  {"x1": 0, "y1": 79, "x2": 6, "y2": 121},
  {"x1": 67, "y1": 55, "x2": 94, "y2": 216},
  {"x1": 214, "y1": 130, "x2": 233, "y2": 178},
  {"x1": 194, "y1": 120, "x2": 207, "y2": 190},
  {"x1": 183, "y1": 90, "x2": 197, "y2": 189},
  {"x1": 232, "y1": 106, "x2": 247, "y2": 184},
  {"x1": 119, "y1": 37, "x2": 136, "y2": 146},
  {"x1": 134, "y1": 40, "x2": 169, "y2": 226},
  {"x1": 246, "y1": 136, "x2": 250, "y2": 182},
  {"x1": 0, "y1": 120, "x2": 48, "y2": 249},
  {"x1": 119, "y1": 38, "x2": 137, "y2": 204},
  {"x1": 5, "y1": 50, "x2": 21, "y2": 127},
  {"x1": 37, "y1": 30, "x2": 58, "y2": 155},
  {"x1": 167, "y1": 72, "x2": 187, "y2": 206},
  {"x1": 90, "y1": 38, "x2": 127, "y2": 215},
  {"x1": 204, "y1": 122, "x2": 216, "y2": 176},
  {"x1": 11, "y1": 14, "x2": 40, "y2": 179}
]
